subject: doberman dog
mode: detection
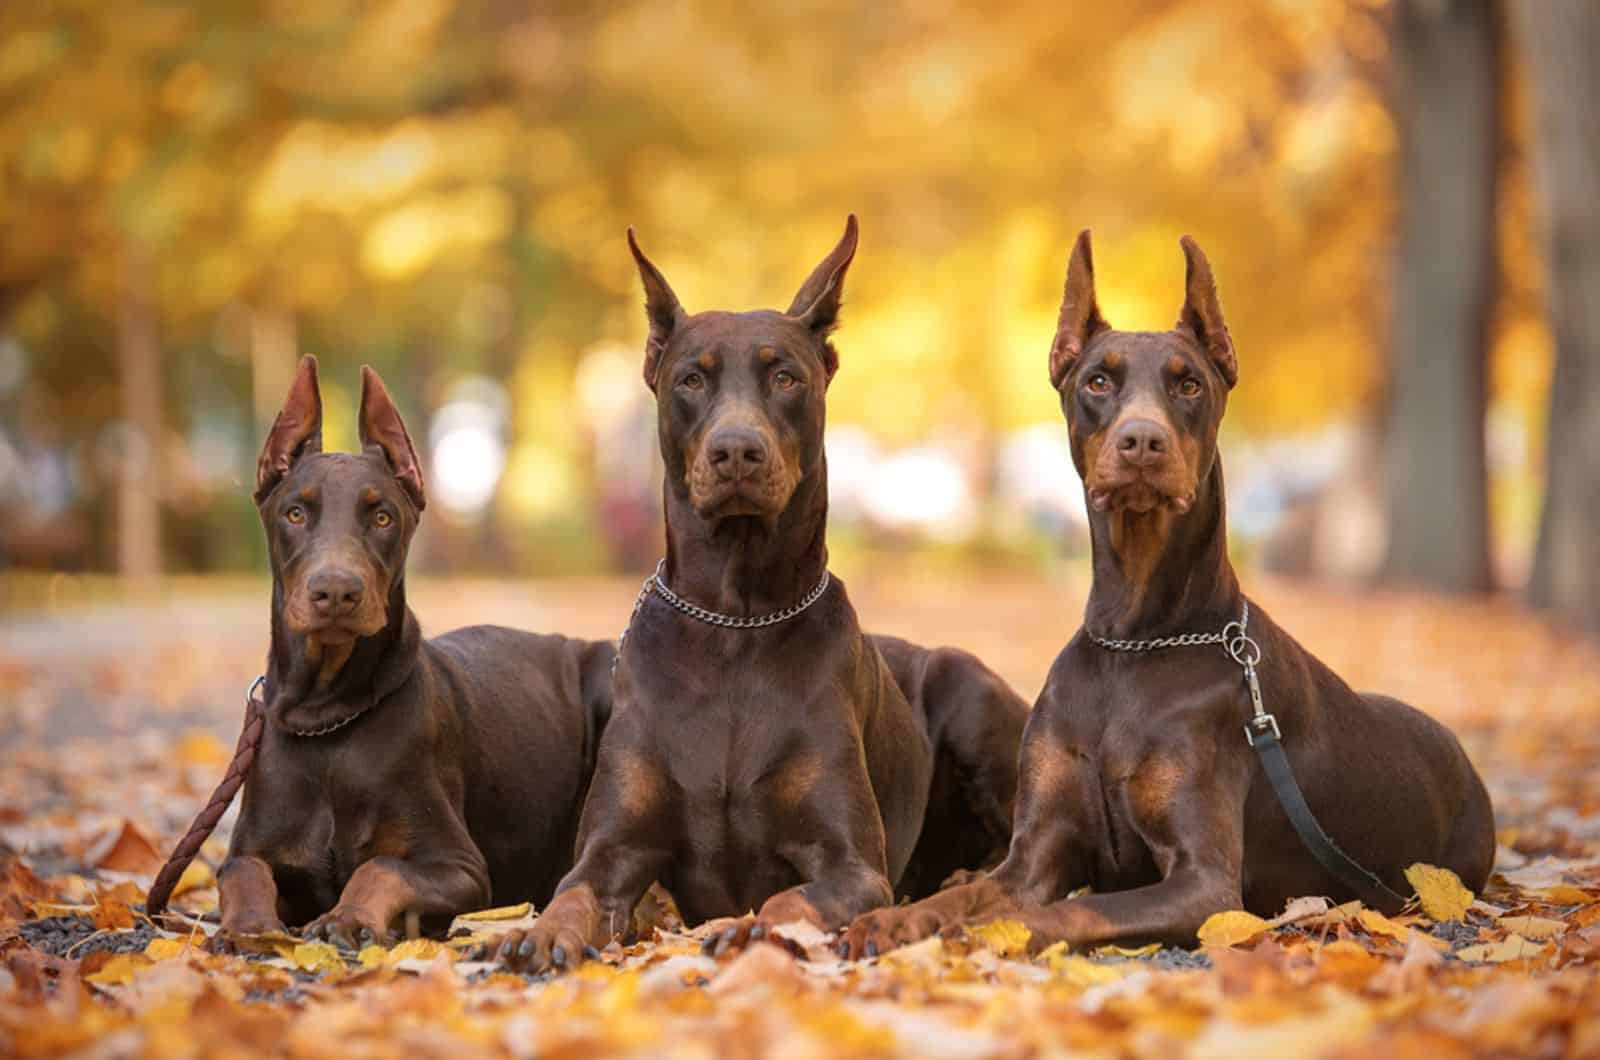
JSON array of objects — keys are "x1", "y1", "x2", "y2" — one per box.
[
  {"x1": 146, "y1": 357, "x2": 614, "y2": 948},
  {"x1": 841, "y1": 231, "x2": 1495, "y2": 957},
  {"x1": 491, "y1": 217, "x2": 1028, "y2": 972}
]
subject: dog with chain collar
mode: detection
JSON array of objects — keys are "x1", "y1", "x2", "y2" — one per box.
[
  {"x1": 840, "y1": 231, "x2": 1494, "y2": 957},
  {"x1": 147, "y1": 357, "x2": 616, "y2": 948},
  {"x1": 490, "y1": 217, "x2": 1029, "y2": 973}
]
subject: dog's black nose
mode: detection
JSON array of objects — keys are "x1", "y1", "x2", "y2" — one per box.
[
  {"x1": 307, "y1": 569, "x2": 365, "y2": 618},
  {"x1": 1113, "y1": 418, "x2": 1171, "y2": 468},
  {"x1": 707, "y1": 426, "x2": 769, "y2": 480}
]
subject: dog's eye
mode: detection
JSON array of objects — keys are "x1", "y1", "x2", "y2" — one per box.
[
  {"x1": 680, "y1": 371, "x2": 705, "y2": 391},
  {"x1": 373, "y1": 510, "x2": 393, "y2": 529},
  {"x1": 773, "y1": 369, "x2": 797, "y2": 390},
  {"x1": 285, "y1": 505, "x2": 305, "y2": 525},
  {"x1": 1178, "y1": 378, "x2": 1202, "y2": 398},
  {"x1": 1084, "y1": 372, "x2": 1112, "y2": 395}
]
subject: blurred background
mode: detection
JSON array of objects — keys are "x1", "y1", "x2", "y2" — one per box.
[{"x1": 1, "y1": 0, "x2": 1597, "y2": 636}]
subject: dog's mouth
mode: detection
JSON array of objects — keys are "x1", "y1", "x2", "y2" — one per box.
[
  {"x1": 687, "y1": 462, "x2": 799, "y2": 520},
  {"x1": 1086, "y1": 477, "x2": 1195, "y2": 516}
]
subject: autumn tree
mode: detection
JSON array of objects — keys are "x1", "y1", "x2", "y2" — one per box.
[
  {"x1": 1513, "y1": 0, "x2": 1600, "y2": 632},
  {"x1": 1381, "y1": 0, "x2": 1502, "y2": 593}
]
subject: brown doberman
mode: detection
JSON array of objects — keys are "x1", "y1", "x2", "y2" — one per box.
[
  {"x1": 492, "y1": 217, "x2": 1028, "y2": 972},
  {"x1": 841, "y1": 231, "x2": 1495, "y2": 957},
  {"x1": 146, "y1": 357, "x2": 614, "y2": 948}
]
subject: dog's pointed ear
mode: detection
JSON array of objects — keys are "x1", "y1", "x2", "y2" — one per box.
[
  {"x1": 628, "y1": 227, "x2": 686, "y2": 392},
  {"x1": 255, "y1": 355, "x2": 323, "y2": 504},
  {"x1": 359, "y1": 366, "x2": 426, "y2": 511},
  {"x1": 1050, "y1": 229, "x2": 1107, "y2": 390},
  {"x1": 1177, "y1": 236, "x2": 1237, "y2": 389},
  {"x1": 786, "y1": 214, "x2": 858, "y2": 380}
]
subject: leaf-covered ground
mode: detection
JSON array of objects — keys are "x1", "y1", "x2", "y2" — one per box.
[{"x1": 3, "y1": 568, "x2": 1600, "y2": 1058}]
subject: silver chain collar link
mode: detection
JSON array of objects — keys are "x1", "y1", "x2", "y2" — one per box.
[
  {"x1": 248, "y1": 673, "x2": 374, "y2": 738},
  {"x1": 613, "y1": 559, "x2": 832, "y2": 677},
  {"x1": 1087, "y1": 600, "x2": 1276, "y2": 745}
]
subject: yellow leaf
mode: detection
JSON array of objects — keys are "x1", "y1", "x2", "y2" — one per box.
[
  {"x1": 1045, "y1": 951, "x2": 1130, "y2": 987},
  {"x1": 1356, "y1": 908, "x2": 1410, "y2": 941},
  {"x1": 1529, "y1": 884, "x2": 1593, "y2": 905},
  {"x1": 457, "y1": 902, "x2": 532, "y2": 921},
  {"x1": 144, "y1": 937, "x2": 197, "y2": 961},
  {"x1": 967, "y1": 918, "x2": 1031, "y2": 958},
  {"x1": 85, "y1": 954, "x2": 151, "y2": 985},
  {"x1": 1455, "y1": 934, "x2": 1547, "y2": 964},
  {"x1": 1197, "y1": 910, "x2": 1270, "y2": 948},
  {"x1": 358, "y1": 937, "x2": 446, "y2": 968},
  {"x1": 1405, "y1": 863, "x2": 1474, "y2": 921},
  {"x1": 1091, "y1": 942, "x2": 1161, "y2": 958},
  {"x1": 176, "y1": 730, "x2": 229, "y2": 768},
  {"x1": 1496, "y1": 915, "x2": 1568, "y2": 940},
  {"x1": 289, "y1": 942, "x2": 345, "y2": 972},
  {"x1": 170, "y1": 860, "x2": 214, "y2": 899}
]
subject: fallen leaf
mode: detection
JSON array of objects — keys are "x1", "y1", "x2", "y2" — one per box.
[
  {"x1": 1455, "y1": 934, "x2": 1548, "y2": 964},
  {"x1": 1406, "y1": 863, "x2": 1474, "y2": 921},
  {"x1": 286, "y1": 942, "x2": 345, "y2": 973},
  {"x1": 83, "y1": 953, "x2": 151, "y2": 986},
  {"x1": 1496, "y1": 915, "x2": 1568, "y2": 940},
  {"x1": 966, "y1": 918, "x2": 1031, "y2": 958},
  {"x1": 1196, "y1": 910, "x2": 1270, "y2": 948},
  {"x1": 1043, "y1": 950, "x2": 1130, "y2": 987},
  {"x1": 1269, "y1": 895, "x2": 1332, "y2": 927},
  {"x1": 169, "y1": 859, "x2": 214, "y2": 899},
  {"x1": 144, "y1": 937, "x2": 198, "y2": 961},
  {"x1": 1528, "y1": 885, "x2": 1594, "y2": 905},
  {"x1": 84, "y1": 819, "x2": 163, "y2": 875},
  {"x1": 456, "y1": 902, "x2": 532, "y2": 921},
  {"x1": 1357, "y1": 908, "x2": 1411, "y2": 941},
  {"x1": 175, "y1": 730, "x2": 229, "y2": 768},
  {"x1": 1090, "y1": 942, "x2": 1161, "y2": 958}
]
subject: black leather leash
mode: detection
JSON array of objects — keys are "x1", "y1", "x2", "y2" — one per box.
[{"x1": 1089, "y1": 601, "x2": 1410, "y2": 915}]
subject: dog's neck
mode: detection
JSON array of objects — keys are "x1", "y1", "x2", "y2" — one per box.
[
  {"x1": 265, "y1": 577, "x2": 421, "y2": 732},
  {"x1": 1083, "y1": 458, "x2": 1241, "y2": 640},
  {"x1": 661, "y1": 461, "x2": 830, "y2": 617}
]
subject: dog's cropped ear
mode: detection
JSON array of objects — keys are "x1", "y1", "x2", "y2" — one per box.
[
  {"x1": 628, "y1": 228, "x2": 686, "y2": 392},
  {"x1": 255, "y1": 355, "x2": 323, "y2": 504},
  {"x1": 1177, "y1": 236, "x2": 1237, "y2": 389},
  {"x1": 786, "y1": 214, "x2": 858, "y2": 381},
  {"x1": 359, "y1": 366, "x2": 426, "y2": 511},
  {"x1": 1050, "y1": 229, "x2": 1108, "y2": 390}
]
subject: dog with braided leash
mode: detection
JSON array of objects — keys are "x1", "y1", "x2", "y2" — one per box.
[{"x1": 148, "y1": 357, "x2": 614, "y2": 949}]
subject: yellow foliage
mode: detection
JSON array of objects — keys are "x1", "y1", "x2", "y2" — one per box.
[
  {"x1": 1405, "y1": 863, "x2": 1474, "y2": 922},
  {"x1": 85, "y1": 954, "x2": 152, "y2": 986},
  {"x1": 1355, "y1": 908, "x2": 1410, "y2": 941},
  {"x1": 457, "y1": 902, "x2": 532, "y2": 921},
  {"x1": 1196, "y1": 910, "x2": 1270, "y2": 948},
  {"x1": 966, "y1": 918, "x2": 1032, "y2": 958}
]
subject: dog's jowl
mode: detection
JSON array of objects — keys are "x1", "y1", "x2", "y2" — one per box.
[
  {"x1": 493, "y1": 217, "x2": 1028, "y2": 972},
  {"x1": 842, "y1": 231, "x2": 1495, "y2": 957},
  {"x1": 149, "y1": 357, "x2": 614, "y2": 948}
]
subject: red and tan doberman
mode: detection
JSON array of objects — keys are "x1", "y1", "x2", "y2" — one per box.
[
  {"x1": 841, "y1": 231, "x2": 1495, "y2": 957},
  {"x1": 148, "y1": 358, "x2": 614, "y2": 948},
  {"x1": 491, "y1": 218, "x2": 1029, "y2": 972}
]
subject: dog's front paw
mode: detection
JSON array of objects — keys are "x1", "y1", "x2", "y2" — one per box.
[
  {"x1": 491, "y1": 920, "x2": 595, "y2": 974},
  {"x1": 700, "y1": 916, "x2": 807, "y2": 960},
  {"x1": 302, "y1": 906, "x2": 394, "y2": 951},
  {"x1": 838, "y1": 903, "x2": 952, "y2": 960}
]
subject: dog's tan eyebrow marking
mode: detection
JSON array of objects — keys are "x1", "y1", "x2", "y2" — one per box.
[
  {"x1": 1102, "y1": 351, "x2": 1124, "y2": 371},
  {"x1": 758, "y1": 345, "x2": 777, "y2": 363},
  {"x1": 1166, "y1": 355, "x2": 1187, "y2": 376},
  {"x1": 698, "y1": 351, "x2": 716, "y2": 370},
  {"x1": 299, "y1": 485, "x2": 320, "y2": 502},
  {"x1": 360, "y1": 486, "x2": 381, "y2": 505}
]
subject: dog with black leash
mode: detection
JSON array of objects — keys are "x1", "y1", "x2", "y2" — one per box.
[{"x1": 841, "y1": 231, "x2": 1495, "y2": 957}]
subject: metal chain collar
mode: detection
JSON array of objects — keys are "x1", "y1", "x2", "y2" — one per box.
[
  {"x1": 1087, "y1": 600, "x2": 1276, "y2": 744},
  {"x1": 247, "y1": 673, "x2": 374, "y2": 738},
  {"x1": 613, "y1": 559, "x2": 832, "y2": 677}
]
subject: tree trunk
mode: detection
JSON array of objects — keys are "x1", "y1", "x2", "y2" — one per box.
[
  {"x1": 116, "y1": 243, "x2": 162, "y2": 584},
  {"x1": 1513, "y1": 0, "x2": 1600, "y2": 632},
  {"x1": 1383, "y1": 0, "x2": 1501, "y2": 592}
]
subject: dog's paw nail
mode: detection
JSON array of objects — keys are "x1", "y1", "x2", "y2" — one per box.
[
  {"x1": 750, "y1": 924, "x2": 766, "y2": 940},
  {"x1": 551, "y1": 945, "x2": 567, "y2": 968},
  {"x1": 583, "y1": 945, "x2": 602, "y2": 961},
  {"x1": 838, "y1": 941, "x2": 851, "y2": 959},
  {"x1": 864, "y1": 941, "x2": 878, "y2": 958}
]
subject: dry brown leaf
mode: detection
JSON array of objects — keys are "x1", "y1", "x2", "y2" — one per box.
[
  {"x1": 84, "y1": 819, "x2": 163, "y2": 875},
  {"x1": 1496, "y1": 915, "x2": 1568, "y2": 940},
  {"x1": 1455, "y1": 934, "x2": 1549, "y2": 964}
]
